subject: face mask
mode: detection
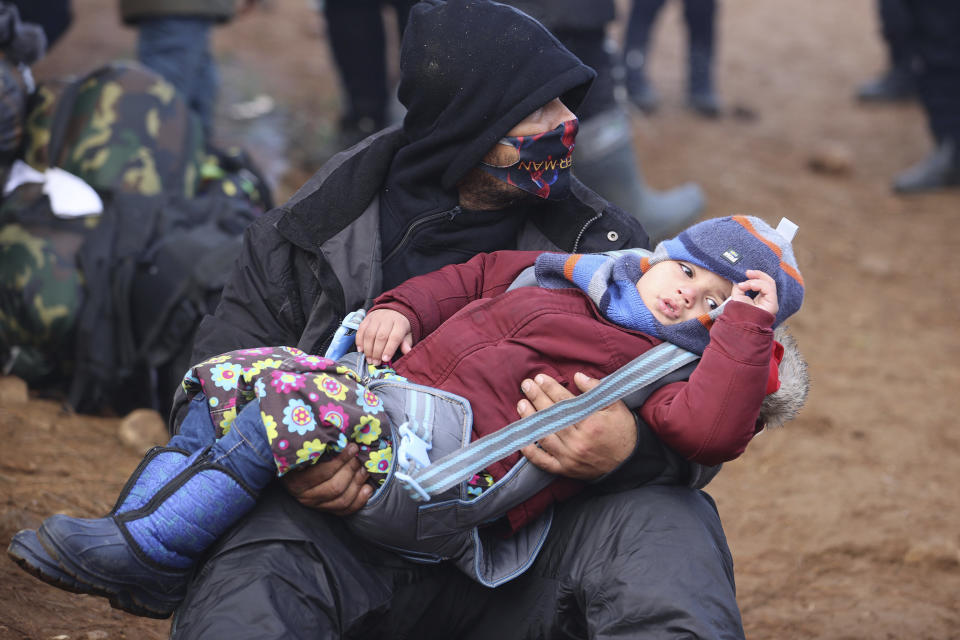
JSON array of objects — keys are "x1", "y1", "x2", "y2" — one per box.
[{"x1": 479, "y1": 119, "x2": 578, "y2": 200}]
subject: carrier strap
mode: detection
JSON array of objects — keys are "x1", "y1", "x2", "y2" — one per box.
[{"x1": 400, "y1": 341, "x2": 699, "y2": 500}]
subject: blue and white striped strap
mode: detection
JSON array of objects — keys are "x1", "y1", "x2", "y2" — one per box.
[{"x1": 399, "y1": 341, "x2": 699, "y2": 500}]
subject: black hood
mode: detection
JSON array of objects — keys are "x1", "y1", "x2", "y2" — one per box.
[{"x1": 388, "y1": 0, "x2": 596, "y2": 207}]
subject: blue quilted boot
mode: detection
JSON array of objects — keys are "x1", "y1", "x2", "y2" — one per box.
[
  {"x1": 37, "y1": 448, "x2": 259, "y2": 618},
  {"x1": 33, "y1": 401, "x2": 275, "y2": 618},
  {"x1": 7, "y1": 446, "x2": 192, "y2": 616}
]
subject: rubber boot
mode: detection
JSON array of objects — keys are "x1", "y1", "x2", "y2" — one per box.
[
  {"x1": 893, "y1": 138, "x2": 960, "y2": 193},
  {"x1": 6, "y1": 446, "x2": 192, "y2": 615},
  {"x1": 573, "y1": 108, "x2": 705, "y2": 244},
  {"x1": 35, "y1": 447, "x2": 258, "y2": 618},
  {"x1": 34, "y1": 401, "x2": 276, "y2": 618}
]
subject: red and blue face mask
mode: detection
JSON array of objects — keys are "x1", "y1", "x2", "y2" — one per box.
[{"x1": 479, "y1": 119, "x2": 578, "y2": 200}]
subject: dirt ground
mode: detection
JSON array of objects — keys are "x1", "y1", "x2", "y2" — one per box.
[{"x1": 2, "y1": 0, "x2": 959, "y2": 638}]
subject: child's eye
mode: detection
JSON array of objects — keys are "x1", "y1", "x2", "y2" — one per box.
[
  {"x1": 680, "y1": 263, "x2": 693, "y2": 277},
  {"x1": 706, "y1": 298, "x2": 719, "y2": 310}
]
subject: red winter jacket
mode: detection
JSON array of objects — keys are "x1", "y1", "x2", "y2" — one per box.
[{"x1": 373, "y1": 250, "x2": 774, "y2": 532}]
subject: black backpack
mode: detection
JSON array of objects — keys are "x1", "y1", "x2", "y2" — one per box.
[{"x1": 69, "y1": 189, "x2": 260, "y2": 415}]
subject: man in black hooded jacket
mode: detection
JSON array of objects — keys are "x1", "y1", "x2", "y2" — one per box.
[{"x1": 169, "y1": 1, "x2": 745, "y2": 637}]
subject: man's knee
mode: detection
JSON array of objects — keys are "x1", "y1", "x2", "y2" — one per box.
[
  {"x1": 531, "y1": 486, "x2": 744, "y2": 639},
  {"x1": 173, "y1": 538, "x2": 393, "y2": 639},
  {"x1": 551, "y1": 486, "x2": 729, "y2": 554}
]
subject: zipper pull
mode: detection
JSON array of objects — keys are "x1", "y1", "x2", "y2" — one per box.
[{"x1": 447, "y1": 206, "x2": 461, "y2": 220}]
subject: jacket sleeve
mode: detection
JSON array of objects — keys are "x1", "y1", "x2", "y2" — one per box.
[
  {"x1": 370, "y1": 250, "x2": 541, "y2": 342},
  {"x1": 639, "y1": 302, "x2": 775, "y2": 466},
  {"x1": 191, "y1": 212, "x2": 308, "y2": 361}
]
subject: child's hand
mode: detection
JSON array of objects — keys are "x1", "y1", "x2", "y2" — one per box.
[
  {"x1": 356, "y1": 309, "x2": 413, "y2": 365},
  {"x1": 730, "y1": 269, "x2": 779, "y2": 317}
]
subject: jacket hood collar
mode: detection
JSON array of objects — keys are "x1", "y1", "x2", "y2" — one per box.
[
  {"x1": 388, "y1": 0, "x2": 596, "y2": 207},
  {"x1": 279, "y1": 127, "x2": 404, "y2": 251}
]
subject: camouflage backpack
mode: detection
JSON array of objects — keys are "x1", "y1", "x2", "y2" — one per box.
[
  {"x1": 21, "y1": 60, "x2": 271, "y2": 206},
  {"x1": 1, "y1": 61, "x2": 270, "y2": 414},
  {"x1": 22, "y1": 60, "x2": 204, "y2": 198}
]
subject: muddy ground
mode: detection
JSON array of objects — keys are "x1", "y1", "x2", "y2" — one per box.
[{"x1": 2, "y1": 0, "x2": 959, "y2": 638}]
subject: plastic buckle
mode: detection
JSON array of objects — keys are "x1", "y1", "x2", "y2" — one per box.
[
  {"x1": 397, "y1": 423, "x2": 432, "y2": 471},
  {"x1": 324, "y1": 308, "x2": 367, "y2": 361},
  {"x1": 394, "y1": 471, "x2": 432, "y2": 502}
]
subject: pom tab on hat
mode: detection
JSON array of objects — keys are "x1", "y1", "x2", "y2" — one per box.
[{"x1": 776, "y1": 217, "x2": 799, "y2": 242}]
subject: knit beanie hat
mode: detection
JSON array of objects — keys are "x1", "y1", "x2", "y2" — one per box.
[{"x1": 647, "y1": 215, "x2": 804, "y2": 329}]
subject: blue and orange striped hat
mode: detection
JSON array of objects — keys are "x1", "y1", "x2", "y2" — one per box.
[{"x1": 646, "y1": 215, "x2": 805, "y2": 329}]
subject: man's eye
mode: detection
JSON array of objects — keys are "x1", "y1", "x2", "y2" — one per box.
[{"x1": 680, "y1": 263, "x2": 693, "y2": 277}]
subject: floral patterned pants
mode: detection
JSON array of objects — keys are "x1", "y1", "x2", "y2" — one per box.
[{"x1": 182, "y1": 346, "x2": 395, "y2": 485}]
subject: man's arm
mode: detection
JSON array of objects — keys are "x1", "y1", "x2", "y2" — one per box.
[{"x1": 517, "y1": 372, "x2": 696, "y2": 490}]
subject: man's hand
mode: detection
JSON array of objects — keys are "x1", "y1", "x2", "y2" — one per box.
[
  {"x1": 518, "y1": 372, "x2": 637, "y2": 480},
  {"x1": 281, "y1": 444, "x2": 373, "y2": 515},
  {"x1": 356, "y1": 309, "x2": 413, "y2": 365}
]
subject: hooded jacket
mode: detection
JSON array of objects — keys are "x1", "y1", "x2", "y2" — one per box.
[{"x1": 191, "y1": 0, "x2": 646, "y2": 368}]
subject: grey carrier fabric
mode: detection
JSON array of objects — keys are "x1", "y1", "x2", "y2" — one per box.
[{"x1": 338, "y1": 350, "x2": 714, "y2": 586}]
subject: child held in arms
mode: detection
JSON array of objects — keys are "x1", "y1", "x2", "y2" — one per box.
[{"x1": 9, "y1": 215, "x2": 805, "y2": 618}]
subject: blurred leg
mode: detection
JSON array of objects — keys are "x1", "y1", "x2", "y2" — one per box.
[
  {"x1": 622, "y1": 0, "x2": 668, "y2": 112},
  {"x1": 857, "y1": 0, "x2": 919, "y2": 101},
  {"x1": 136, "y1": 17, "x2": 216, "y2": 139},
  {"x1": 892, "y1": 0, "x2": 960, "y2": 192},
  {"x1": 171, "y1": 485, "x2": 496, "y2": 640},
  {"x1": 324, "y1": 0, "x2": 389, "y2": 146},
  {"x1": 684, "y1": 0, "x2": 721, "y2": 116}
]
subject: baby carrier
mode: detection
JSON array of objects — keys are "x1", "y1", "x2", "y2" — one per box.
[
  {"x1": 328, "y1": 276, "x2": 718, "y2": 586},
  {"x1": 338, "y1": 344, "x2": 710, "y2": 586}
]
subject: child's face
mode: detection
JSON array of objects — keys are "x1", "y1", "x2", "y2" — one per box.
[{"x1": 636, "y1": 260, "x2": 734, "y2": 325}]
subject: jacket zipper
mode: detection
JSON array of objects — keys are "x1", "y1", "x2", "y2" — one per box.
[
  {"x1": 571, "y1": 212, "x2": 601, "y2": 252},
  {"x1": 382, "y1": 206, "x2": 462, "y2": 265}
]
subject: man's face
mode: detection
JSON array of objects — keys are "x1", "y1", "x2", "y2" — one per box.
[
  {"x1": 636, "y1": 260, "x2": 733, "y2": 325},
  {"x1": 481, "y1": 98, "x2": 577, "y2": 167},
  {"x1": 457, "y1": 98, "x2": 577, "y2": 209}
]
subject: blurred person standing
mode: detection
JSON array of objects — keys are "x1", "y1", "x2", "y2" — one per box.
[
  {"x1": 622, "y1": 0, "x2": 722, "y2": 117},
  {"x1": 891, "y1": 0, "x2": 960, "y2": 193},
  {"x1": 321, "y1": 0, "x2": 418, "y2": 149},
  {"x1": 119, "y1": 0, "x2": 255, "y2": 140}
]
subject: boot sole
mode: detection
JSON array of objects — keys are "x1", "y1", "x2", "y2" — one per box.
[{"x1": 36, "y1": 526, "x2": 177, "y2": 619}]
